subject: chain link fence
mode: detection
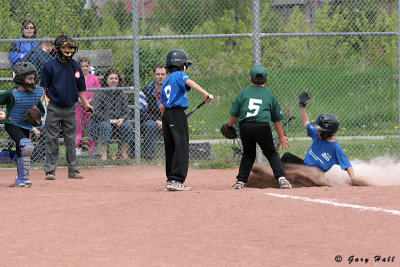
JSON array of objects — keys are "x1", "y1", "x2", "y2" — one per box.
[{"x1": 1, "y1": 0, "x2": 399, "y2": 169}]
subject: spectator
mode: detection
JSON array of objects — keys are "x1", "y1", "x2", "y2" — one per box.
[
  {"x1": 75, "y1": 57, "x2": 100, "y2": 157},
  {"x1": 89, "y1": 68, "x2": 134, "y2": 161},
  {"x1": 22, "y1": 37, "x2": 54, "y2": 79},
  {"x1": 140, "y1": 65, "x2": 166, "y2": 160},
  {"x1": 0, "y1": 62, "x2": 45, "y2": 187},
  {"x1": 41, "y1": 35, "x2": 93, "y2": 180},
  {"x1": 9, "y1": 19, "x2": 40, "y2": 66}
]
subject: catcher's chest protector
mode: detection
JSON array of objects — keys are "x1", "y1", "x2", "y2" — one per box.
[{"x1": 9, "y1": 88, "x2": 43, "y2": 129}]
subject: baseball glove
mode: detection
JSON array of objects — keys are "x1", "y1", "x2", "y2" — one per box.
[
  {"x1": 299, "y1": 91, "x2": 311, "y2": 108},
  {"x1": 24, "y1": 105, "x2": 42, "y2": 127},
  {"x1": 220, "y1": 123, "x2": 237, "y2": 139}
]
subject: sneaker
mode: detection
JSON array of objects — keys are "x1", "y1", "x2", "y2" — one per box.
[
  {"x1": 76, "y1": 148, "x2": 83, "y2": 157},
  {"x1": 68, "y1": 170, "x2": 84, "y2": 179},
  {"x1": 278, "y1": 177, "x2": 292, "y2": 189},
  {"x1": 15, "y1": 177, "x2": 31, "y2": 188},
  {"x1": 232, "y1": 181, "x2": 245, "y2": 190},
  {"x1": 166, "y1": 180, "x2": 191, "y2": 191},
  {"x1": 45, "y1": 171, "x2": 56, "y2": 180}
]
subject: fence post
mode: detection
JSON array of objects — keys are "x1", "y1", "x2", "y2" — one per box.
[
  {"x1": 132, "y1": 0, "x2": 141, "y2": 164},
  {"x1": 252, "y1": 0, "x2": 263, "y2": 163},
  {"x1": 398, "y1": 0, "x2": 400, "y2": 153}
]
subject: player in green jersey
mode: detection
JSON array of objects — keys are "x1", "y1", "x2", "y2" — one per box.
[{"x1": 228, "y1": 65, "x2": 292, "y2": 190}]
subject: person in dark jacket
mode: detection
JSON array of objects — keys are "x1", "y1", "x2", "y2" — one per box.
[
  {"x1": 9, "y1": 19, "x2": 39, "y2": 65},
  {"x1": 89, "y1": 68, "x2": 134, "y2": 161},
  {"x1": 22, "y1": 38, "x2": 54, "y2": 79}
]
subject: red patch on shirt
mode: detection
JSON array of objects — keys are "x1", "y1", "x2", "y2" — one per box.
[{"x1": 75, "y1": 71, "x2": 81, "y2": 79}]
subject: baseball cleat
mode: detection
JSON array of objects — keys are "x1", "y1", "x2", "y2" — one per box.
[
  {"x1": 232, "y1": 181, "x2": 245, "y2": 190},
  {"x1": 278, "y1": 177, "x2": 292, "y2": 189},
  {"x1": 166, "y1": 180, "x2": 191, "y2": 191}
]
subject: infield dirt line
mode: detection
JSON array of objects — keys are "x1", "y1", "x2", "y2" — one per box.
[{"x1": 262, "y1": 192, "x2": 400, "y2": 216}]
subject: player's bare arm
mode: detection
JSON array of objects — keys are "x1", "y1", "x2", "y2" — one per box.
[
  {"x1": 78, "y1": 91, "x2": 94, "y2": 113},
  {"x1": 160, "y1": 103, "x2": 165, "y2": 115},
  {"x1": 300, "y1": 107, "x2": 310, "y2": 128},
  {"x1": 228, "y1": 116, "x2": 237, "y2": 127},
  {"x1": 273, "y1": 121, "x2": 289, "y2": 150},
  {"x1": 346, "y1": 166, "x2": 355, "y2": 181},
  {"x1": 186, "y1": 79, "x2": 212, "y2": 103}
]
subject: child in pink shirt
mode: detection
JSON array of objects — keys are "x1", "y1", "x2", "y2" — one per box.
[{"x1": 76, "y1": 57, "x2": 100, "y2": 155}]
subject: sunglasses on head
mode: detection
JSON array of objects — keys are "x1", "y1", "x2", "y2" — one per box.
[{"x1": 24, "y1": 26, "x2": 35, "y2": 30}]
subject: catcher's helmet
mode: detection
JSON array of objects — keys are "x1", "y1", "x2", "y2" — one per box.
[
  {"x1": 310, "y1": 113, "x2": 340, "y2": 138},
  {"x1": 13, "y1": 62, "x2": 37, "y2": 91},
  {"x1": 166, "y1": 49, "x2": 192, "y2": 70},
  {"x1": 54, "y1": 35, "x2": 78, "y2": 62}
]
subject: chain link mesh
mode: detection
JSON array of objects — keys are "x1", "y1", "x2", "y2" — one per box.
[{"x1": 1, "y1": 0, "x2": 399, "y2": 169}]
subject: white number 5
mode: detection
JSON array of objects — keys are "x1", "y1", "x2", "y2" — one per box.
[{"x1": 246, "y1": 98, "x2": 262, "y2": 117}]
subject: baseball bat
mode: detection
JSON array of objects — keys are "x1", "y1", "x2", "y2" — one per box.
[{"x1": 186, "y1": 94, "x2": 213, "y2": 118}]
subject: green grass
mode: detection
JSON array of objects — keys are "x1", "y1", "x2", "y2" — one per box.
[{"x1": 192, "y1": 65, "x2": 399, "y2": 138}]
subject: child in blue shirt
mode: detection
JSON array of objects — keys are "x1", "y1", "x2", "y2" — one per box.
[
  {"x1": 160, "y1": 49, "x2": 212, "y2": 191},
  {"x1": 281, "y1": 92, "x2": 355, "y2": 182}
]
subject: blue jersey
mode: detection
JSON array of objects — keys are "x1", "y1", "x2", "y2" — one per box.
[
  {"x1": 304, "y1": 123, "x2": 352, "y2": 172},
  {"x1": 161, "y1": 71, "x2": 191, "y2": 109},
  {"x1": 41, "y1": 58, "x2": 86, "y2": 107}
]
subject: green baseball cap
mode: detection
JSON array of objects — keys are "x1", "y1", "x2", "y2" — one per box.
[{"x1": 250, "y1": 65, "x2": 268, "y2": 81}]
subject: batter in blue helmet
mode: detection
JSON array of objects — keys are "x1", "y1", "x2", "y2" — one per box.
[{"x1": 160, "y1": 49, "x2": 212, "y2": 191}]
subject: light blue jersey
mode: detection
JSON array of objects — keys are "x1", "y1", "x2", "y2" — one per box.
[
  {"x1": 161, "y1": 71, "x2": 191, "y2": 109},
  {"x1": 304, "y1": 123, "x2": 352, "y2": 172}
]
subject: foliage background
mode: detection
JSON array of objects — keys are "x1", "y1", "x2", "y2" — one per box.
[{"x1": 0, "y1": 0, "x2": 399, "y2": 166}]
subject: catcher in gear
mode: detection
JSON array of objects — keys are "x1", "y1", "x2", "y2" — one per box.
[
  {"x1": 0, "y1": 62, "x2": 45, "y2": 187},
  {"x1": 281, "y1": 92, "x2": 355, "y2": 182},
  {"x1": 228, "y1": 65, "x2": 291, "y2": 190}
]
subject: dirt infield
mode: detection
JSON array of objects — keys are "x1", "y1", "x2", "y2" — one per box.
[{"x1": 1, "y1": 165, "x2": 400, "y2": 266}]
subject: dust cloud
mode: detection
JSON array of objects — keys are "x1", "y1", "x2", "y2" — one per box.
[{"x1": 247, "y1": 159, "x2": 400, "y2": 188}]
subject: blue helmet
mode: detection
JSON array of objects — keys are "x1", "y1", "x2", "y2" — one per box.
[
  {"x1": 310, "y1": 113, "x2": 340, "y2": 138},
  {"x1": 166, "y1": 49, "x2": 192, "y2": 70}
]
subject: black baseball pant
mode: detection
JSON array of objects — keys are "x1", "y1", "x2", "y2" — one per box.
[
  {"x1": 162, "y1": 107, "x2": 189, "y2": 183},
  {"x1": 237, "y1": 121, "x2": 285, "y2": 183},
  {"x1": 281, "y1": 152, "x2": 305, "y2": 165},
  {"x1": 5, "y1": 124, "x2": 30, "y2": 156}
]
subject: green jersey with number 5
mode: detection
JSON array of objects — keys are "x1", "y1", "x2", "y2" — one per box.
[{"x1": 229, "y1": 86, "x2": 284, "y2": 124}]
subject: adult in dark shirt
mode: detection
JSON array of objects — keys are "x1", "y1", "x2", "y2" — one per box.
[
  {"x1": 23, "y1": 38, "x2": 54, "y2": 79},
  {"x1": 89, "y1": 68, "x2": 134, "y2": 161},
  {"x1": 41, "y1": 35, "x2": 93, "y2": 180},
  {"x1": 140, "y1": 65, "x2": 166, "y2": 160}
]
